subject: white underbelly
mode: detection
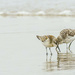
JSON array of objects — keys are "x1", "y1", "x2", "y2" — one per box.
[{"x1": 42, "y1": 41, "x2": 56, "y2": 47}]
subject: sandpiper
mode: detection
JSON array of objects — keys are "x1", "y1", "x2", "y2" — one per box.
[
  {"x1": 36, "y1": 35, "x2": 60, "y2": 61},
  {"x1": 56, "y1": 29, "x2": 75, "y2": 53}
]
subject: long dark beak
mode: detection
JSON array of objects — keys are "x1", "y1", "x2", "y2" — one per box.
[
  {"x1": 36, "y1": 35, "x2": 40, "y2": 40},
  {"x1": 57, "y1": 45, "x2": 61, "y2": 52}
]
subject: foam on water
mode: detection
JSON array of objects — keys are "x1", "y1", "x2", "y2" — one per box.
[
  {"x1": 0, "y1": 0, "x2": 75, "y2": 16},
  {"x1": 0, "y1": 10, "x2": 75, "y2": 16},
  {"x1": 59, "y1": 10, "x2": 72, "y2": 16}
]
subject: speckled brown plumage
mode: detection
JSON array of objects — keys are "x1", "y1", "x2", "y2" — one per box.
[
  {"x1": 56, "y1": 29, "x2": 75, "y2": 53},
  {"x1": 36, "y1": 35, "x2": 56, "y2": 45},
  {"x1": 60, "y1": 29, "x2": 75, "y2": 39},
  {"x1": 36, "y1": 35, "x2": 60, "y2": 57}
]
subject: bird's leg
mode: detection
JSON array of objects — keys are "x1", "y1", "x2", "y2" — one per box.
[
  {"x1": 66, "y1": 44, "x2": 68, "y2": 53},
  {"x1": 55, "y1": 46, "x2": 59, "y2": 54},
  {"x1": 68, "y1": 41, "x2": 73, "y2": 53},
  {"x1": 46, "y1": 47, "x2": 48, "y2": 62},
  {"x1": 49, "y1": 48, "x2": 52, "y2": 62},
  {"x1": 49, "y1": 48, "x2": 52, "y2": 56},
  {"x1": 57, "y1": 45, "x2": 61, "y2": 52}
]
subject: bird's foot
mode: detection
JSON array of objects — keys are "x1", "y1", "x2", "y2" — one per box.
[
  {"x1": 50, "y1": 53, "x2": 52, "y2": 56},
  {"x1": 46, "y1": 53, "x2": 48, "y2": 55}
]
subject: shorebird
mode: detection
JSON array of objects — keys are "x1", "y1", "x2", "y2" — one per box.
[
  {"x1": 36, "y1": 35, "x2": 60, "y2": 61},
  {"x1": 56, "y1": 29, "x2": 75, "y2": 53}
]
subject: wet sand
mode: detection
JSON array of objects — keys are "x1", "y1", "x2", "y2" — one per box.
[{"x1": 0, "y1": 16, "x2": 75, "y2": 75}]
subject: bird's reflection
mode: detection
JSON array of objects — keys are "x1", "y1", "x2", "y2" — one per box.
[{"x1": 45, "y1": 53, "x2": 75, "y2": 71}]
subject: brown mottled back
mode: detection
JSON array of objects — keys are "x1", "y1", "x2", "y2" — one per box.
[
  {"x1": 68, "y1": 29, "x2": 75, "y2": 36},
  {"x1": 47, "y1": 35, "x2": 56, "y2": 43},
  {"x1": 60, "y1": 29, "x2": 75, "y2": 39},
  {"x1": 56, "y1": 36, "x2": 63, "y2": 44},
  {"x1": 36, "y1": 35, "x2": 56, "y2": 43}
]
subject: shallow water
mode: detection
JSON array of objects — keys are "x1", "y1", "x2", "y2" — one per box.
[
  {"x1": 44, "y1": 53, "x2": 75, "y2": 72},
  {"x1": 0, "y1": 16, "x2": 75, "y2": 75}
]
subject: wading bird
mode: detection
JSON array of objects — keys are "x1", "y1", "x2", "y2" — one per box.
[
  {"x1": 56, "y1": 29, "x2": 75, "y2": 53},
  {"x1": 36, "y1": 35, "x2": 60, "y2": 61}
]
